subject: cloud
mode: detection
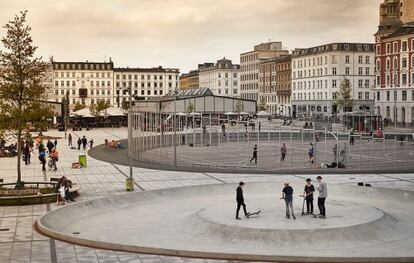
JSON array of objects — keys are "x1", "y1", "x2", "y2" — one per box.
[{"x1": 0, "y1": 0, "x2": 383, "y2": 72}]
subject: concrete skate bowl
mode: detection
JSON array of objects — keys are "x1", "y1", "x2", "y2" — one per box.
[
  {"x1": 35, "y1": 183, "x2": 414, "y2": 263},
  {"x1": 89, "y1": 130, "x2": 414, "y2": 174}
]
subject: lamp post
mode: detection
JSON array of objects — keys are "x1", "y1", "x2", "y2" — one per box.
[
  {"x1": 126, "y1": 81, "x2": 134, "y2": 191},
  {"x1": 393, "y1": 78, "x2": 397, "y2": 129},
  {"x1": 173, "y1": 87, "x2": 177, "y2": 167}
]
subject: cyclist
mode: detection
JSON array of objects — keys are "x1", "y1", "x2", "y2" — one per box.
[{"x1": 49, "y1": 148, "x2": 59, "y2": 171}]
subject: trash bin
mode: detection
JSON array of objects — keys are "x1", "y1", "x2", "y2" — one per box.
[
  {"x1": 79, "y1": 153, "x2": 87, "y2": 167},
  {"x1": 126, "y1": 178, "x2": 134, "y2": 191}
]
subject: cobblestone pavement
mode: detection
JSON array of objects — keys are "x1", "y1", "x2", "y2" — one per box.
[{"x1": 0, "y1": 127, "x2": 413, "y2": 263}]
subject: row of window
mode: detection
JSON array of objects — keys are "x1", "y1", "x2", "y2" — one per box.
[
  {"x1": 55, "y1": 89, "x2": 111, "y2": 96},
  {"x1": 55, "y1": 72, "x2": 111, "y2": 78},
  {"x1": 293, "y1": 91, "x2": 371, "y2": 101},
  {"x1": 293, "y1": 79, "x2": 371, "y2": 90},
  {"x1": 54, "y1": 64, "x2": 112, "y2": 71},
  {"x1": 293, "y1": 55, "x2": 371, "y2": 69},
  {"x1": 377, "y1": 55, "x2": 414, "y2": 71},
  {"x1": 116, "y1": 89, "x2": 164, "y2": 96},
  {"x1": 115, "y1": 74, "x2": 177, "y2": 81},
  {"x1": 293, "y1": 67, "x2": 371, "y2": 79},
  {"x1": 212, "y1": 88, "x2": 238, "y2": 95},
  {"x1": 376, "y1": 73, "x2": 414, "y2": 86},
  {"x1": 55, "y1": 80, "x2": 112, "y2": 87},
  {"x1": 377, "y1": 39, "x2": 414, "y2": 55},
  {"x1": 376, "y1": 90, "x2": 414, "y2": 102},
  {"x1": 240, "y1": 73, "x2": 258, "y2": 82},
  {"x1": 240, "y1": 83, "x2": 258, "y2": 91}
]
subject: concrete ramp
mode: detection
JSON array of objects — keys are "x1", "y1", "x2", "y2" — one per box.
[{"x1": 35, "y1": 183, "x2": 414, "y2": 262}]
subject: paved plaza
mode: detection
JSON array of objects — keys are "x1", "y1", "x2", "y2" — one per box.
[{"x1": 0, "y1": 128, "x2": 414, "y2": 262}]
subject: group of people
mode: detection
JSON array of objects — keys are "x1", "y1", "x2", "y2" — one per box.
[
  {"x1": 68, "y1": 134, "x2": 94, "y2": 151},
  {"x1": 0, "y1": 138, "x2": 17, "y2": 157},
  {"x1": 248, "y1": 143, "x2": 315, "y2": 165},
  {"x1": 37, "y1": 138, "x2": 59, "y2": 172},
  {"x1": 104, "y1": 139, "x2": 123, "y2": 149},
  {"x1": 235, "y1": 176, "x2": 327, "y2": 220}
]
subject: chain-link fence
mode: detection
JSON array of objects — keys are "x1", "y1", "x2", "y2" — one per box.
[{"x1": 130, "y1": 112, "x2": 414, "y2": 173}]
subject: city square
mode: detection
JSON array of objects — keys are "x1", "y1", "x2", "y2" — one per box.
[{"x1": 0, "y1": 0, "x2": 414, "y2": 262}]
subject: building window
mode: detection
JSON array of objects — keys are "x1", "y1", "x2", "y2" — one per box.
[
  {"x1": 402, "y1": 58, "x2": 407, "y2": 68},
  {"x1": 386, "y1": 43, "x2": 391, "y2": 54},
  {"x1": 402, "y1": 41, "x2": 408, "y2": 52},
  {"x1": 393, "y1": 57, "x2": 398, "y2": 69},
  {"x1": 332, "y1": 67, "x2": 337, "y2": 75},
  {"x1": 402, "y1": 90, "x2": 407, "y2": 101},
  {"x1": 365, "y1": 56, "x2": 370, "y2": 64},
  {"x1": 365, "y1": 67, "x2": 370, "y2": 75},
  {"x1": 345, "y1": 56, "x2": 350, "y2": 64},
  {"x1": 358, "y1": 92, "x2": 362, "y2": 100},
  {"x1": 358, "y1": 79, "x2": 363, "y2": 88},
  {"x1": 377, "y1": 91, "x2": 380, "y2": 101},
  {"x1": 332, "y1": 80, "x2": 337, "y2": 87},
  {"x1": 365, "y1": 92, "x2": 369, "y2": 100},
  {"x1": 365, "y1": 80, "x2": 370, "y2": 88},
  {"x1": 358, "y1": 67, "x2": 363, "y2": 75},
  {"x1": 393, "y1": 42, "x2": 398, "y2": 53},
  {"x1": 402, "y1": 74, "x2": 407, "y2": 85},
  {"x1": 358, "y1": 56, "x2": 363, "y2": 63},
  {"x1": 387, "y1": 91, "x2": 390, "y2": 101}
]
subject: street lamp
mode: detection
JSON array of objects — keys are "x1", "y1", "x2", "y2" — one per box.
[
  {"x1": 173, "y1": 86, "x2": 177, "y2": 167},
  {"x1": 126, "y1": 81, "x2": 134, "y2": 191}
]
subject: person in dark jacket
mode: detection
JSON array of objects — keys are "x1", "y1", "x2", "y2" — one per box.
[
  {"x1": 23, "y1": 142, "x2": 31, "y2": 165},
  {"x1": 282, "y1": 182, "x2": 296, "y2": 220},
  {"x1": 249, "y1": 144, "x2": 258, "y2": 165},
  {"x1": 46, "y1": 140, "x2": 54, "y2": 153},
  {"x1": 236, "y1": 182, "x2": 249, "y2": 220},
  {"x1": 77, "y1": 138, "x2": 82, "y2": 150},
  {"x1": 303, "y1": 178, "x2": 315, "y2": 214},
  {"x1": 81, "y1": 136, "x2": 87, "y2": 150}
]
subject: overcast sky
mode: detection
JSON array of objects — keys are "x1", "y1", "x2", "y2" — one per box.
[{"x1": 0, "y1": 0, "x2": 383, "y2": 72}]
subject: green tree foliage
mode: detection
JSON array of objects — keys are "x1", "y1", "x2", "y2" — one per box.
[
  {"x1": 73, "y1": 101, "x2": 86, "y2": 112},
  {"x1": 186, "y1": 101, "x2": 195, "y2": 113},
  {"x1": 235, "y1": 100, "x2": 244, "y2": 113},
  {"x1": 0, "y1": 11, "x2": 53, "y2": 188},
  {"x1": 257, "y1": 97, "x2": 267, "y2": 111},
  {"x1": 89, "y1": 99, "x2": 111, "y2": 115},
  {"x1": 336, "y1": 79, "x2": 353, "y2": 112}
]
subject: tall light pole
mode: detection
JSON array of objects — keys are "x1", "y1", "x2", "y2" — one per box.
[
  {"x1": 173, "y1": 86, "x2": 177, "y2": 167},
  {"x1": 127, "y1": 80, "x2": 134, "y2": 191},
  {"x1": 393, "y1": 78, "x2": 397, "y2": 129}
]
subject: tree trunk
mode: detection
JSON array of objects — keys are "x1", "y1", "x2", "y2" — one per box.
[{"x1": 16, "y1": 127, "x2": 23, "y2": 189}]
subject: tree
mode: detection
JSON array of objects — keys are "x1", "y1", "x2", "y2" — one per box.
[
  {"x1": 0, "y1": 11, "x2": 53, "y2": 188},
  {"x1": 257, "y1": 97, "x2": 267, "y2": 111},
  {"x1": 186, "y1": 101, "x2": 194, "y2": 113},
  {"x1": 73, "y1": 101, "x2": 86, "y2": 112},
  {"x1": 235, "y1": 100, "x2": 244, "y2": 114},
  {"x1": 336, "y1": 79, "x2": 353, "y2": 113},
  {"x1": 89, "y1": 99, "x2": 111, "y2": 115}
]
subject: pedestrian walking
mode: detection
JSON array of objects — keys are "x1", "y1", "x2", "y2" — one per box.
[
  {"x1": 82, "y1": 136, "x2": 88, "y2": 151},
  {"x1": 68, "y1": 133, "x2": 72, "y2": 146},
  {"x1": 235, "y1": 182, "x2": 249, "y2": 220},
  {"x1": 47, "y1": 139, "x2": 54, "y2": 153},
  {"x1": 303, "y1": 178, "x2": 315, "y2": 214},
  {"x1": 308, "y1": 143, "x2": 314, "y2": 164},
  {"x1": 77, "y1": 138, "x2": 82, "y2": 150},
  {"x1": 23, "y1": 142, "x2": 31, "y2": 165},
  {"x1": 249, "y1": 144, "x2": 258, "y2": 165},
  {"x1": 221, "y1": 123, "x2": 226, "y2": 138},
  {"x1": 350, "y1": 130, "x2": 355, "y2": 145},
  {"x1": 316, "y1": 176, "x2": 327, "y2": 218},
  {"x1": 39, "y1": 149, "x2": 46, "y2": 174},
  {"x1": 89, "y1": 139, "x2": 94, "y2": 149},
  {"x1": 281, "y1": 182, "x2": 296, "y2": 220},
  {"x1": 280, "y1": 143, "x2": 287, "y2": 162}
]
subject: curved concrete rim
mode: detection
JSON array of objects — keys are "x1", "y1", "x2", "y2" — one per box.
[
  {"x1": 88, "y1": 141, "x2": 414, "y2": 175},
  {"x1": 35, "y1": 183, "x2": 414, "y2": 263}
]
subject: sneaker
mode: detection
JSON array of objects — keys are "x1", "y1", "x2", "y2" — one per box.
[{"x1": 236, "y1": 217, "x2": 241, "y2": 220}]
